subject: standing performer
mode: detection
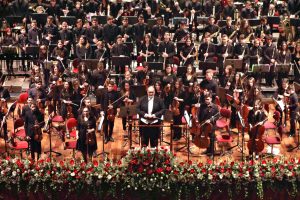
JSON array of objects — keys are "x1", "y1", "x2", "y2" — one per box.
[
  {"x1": 137, "y1": 86, "x2": 165, "y2": 147},
  {"x1": 287, "y1": 85, "x2": 299, "y2": 137}
]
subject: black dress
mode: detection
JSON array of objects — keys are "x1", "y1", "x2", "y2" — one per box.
[{"x1": 76, "y1": 115, "x2": 97, "y2": 155}]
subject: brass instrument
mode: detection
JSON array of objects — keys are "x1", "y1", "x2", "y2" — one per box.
[
  {"x1": 159, "y1": 1, "x2": 167, "y2": 9},
  {"x1": 244, "y1": 33, "x2": 254, "y2": 43}
]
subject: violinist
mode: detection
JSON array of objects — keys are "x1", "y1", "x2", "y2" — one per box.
[
  {"x1": 30, "y1": 66, "x2": 45, "y2": 87},
  {"x1": 99, "y1": 81, "x2": 120, "y2": 144},
  {"x1": 171, "y1": 80, "x2": 186, "y2": 141},
  {"x1": 247, "y1": 86, "x2": 264, "y2": 125},
  {"x1": 155, "y1": 81, "x2": 164, "y2": 99},
  {"x1": 198, "y1": 92, "x2": 220, "y2": 155},
  {"x1": 77, "y1": 63, "x2": 91, "y2": 85},
  {"x1": 274, "y1": 79, "x2": 289, "y2": 126},
  {"x1": 61, "y1": 81, "x2": 75, "y2": 120},
  {"x1": 28, "y1": 81, "x2": 47, "y2": 113},
  {"x1": 48, "y1": 64, "x2": 63, "y2": 114},
  {"x1": 162, "y1": 65, "x2": 176, "y2": 87},
  {"x1": 199, "y1": 69, "x2": 218, "y2": 101},
  {"x1": 182, "y1": 64, "x2": 197, "y2": 87},
  {"x1": 120, "y1": 71, "x2": 134, "y2": 88},
  {"x1": 180, "y1": 37, "x2": 197, "y2": 66},
  {"x1": 138, "y1": 34, "x2": 156, "y2": 64},
  {"x1": 229, "y1": 88, "x2": 243, "y2": 129},
  {"x1": 287, "y1": 85, "x2": 299, "y2": 137},
  {"x1": 136, "y1": 63, "x2": 154, "y2": 86},
  {"x1": 76, "y1": 106, "x2": 97, "y2": 162},
  {"x1": 120, "y1": 81, "x2": 136, "y2": 137},
  {"x1": 23, "y1": 103, "x2": 44, "y2": 161}
]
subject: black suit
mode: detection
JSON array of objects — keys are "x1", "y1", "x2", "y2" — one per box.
[{"x1": 137, "y1": 95, "x2": 165, "y2": 147}]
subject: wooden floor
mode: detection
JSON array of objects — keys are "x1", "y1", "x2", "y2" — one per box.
[{"x1": 1, "y1": 102, "x2": 299, "y2": 163}]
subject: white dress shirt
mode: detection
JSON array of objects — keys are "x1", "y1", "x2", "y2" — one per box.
[{"x1": 148, "y1": 96, "x2": 154, "y2": 115}]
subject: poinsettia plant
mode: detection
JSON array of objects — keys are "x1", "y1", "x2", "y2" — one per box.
[{"x1": 0, "y1": 147, "x2": 299, "y2": 199}]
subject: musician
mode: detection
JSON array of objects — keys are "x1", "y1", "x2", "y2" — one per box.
[
  {"x1": 277, "y1": 42, "x2": 292, "y2": 84},
  {"x1": 155, "y1": 81, "x2": 164, "y2": 99},
  {"x1": 52, "y1": 40, "x2": 68, "y2": 66},
  {"x1": 180, "y1": 37, "x2": 196, "y2": 66},
  {"x1": 48, "y1": 64, "x2": 63, "y2": 114},
  {"x1": 198, "y1": 33, "x2": 216, "y2": 63},
  {"x1": 85, "y1": 18, "x2": 102, "y2": 44},
  {"x1": 76, "y1": 35, "x2": 92, "y2": 59},
  {"x1": 30, "y1": 66, "x2": 44, "y2": 87},
  {"x1": 42, "y1": 16, "x2": 58, "y2": 45},
  {"x1": 77, "y1": 63, "x2": 91, "y2": 85},
  {"x1": 58, "y1": 21, "x2": 73, "y2": 51},
  {"x1": 111, "y1": 35, "x2": 130, "y2": 75},
  {"x1": 203, "y1": 16, "x2": 219, "y2": 39},
  {"x1": 158, "y1": 32, "x2": 176, "y2": 65},
  {"x1": 28, "y1": 80, "x2": 47, "y2": 110},
  {"x1": 120, "y1": 81, "x2": 136, "y2": 137},
  {"x1": 173, "y1": 21, "x2": 189, "y2": 42},
  {"x1": 138, "y1": 34, "x2": 156, "y2": 64},
  {"x1": 71, "y1": 1, "x2": 85, "y2": 20},
  {"x1": 274, "y1": 79, "x2": 289, "y2": 126},
  {"x1": 219, "y1": 65, "x2": 233, "y2": 88},
  {"x1": 72, "y1": 19, "x2": 85, "y2": 42},
  {"x1": 241, "y1": 1, "x2": 257, "y2": 19},
  {"x1": 120, "y1": 71, "x2": 134, "y2": 88},
  {"x1": 200, "y1": 69, "x2": 218, "y2": 101},
  {"x1": 119, "y1": 17, "x2": 134, "y2": 43},
  {"x1": 151, "y1": 17, "x2": 169, "y2": 46},
  {"x1": 47, "y1": 0, "x2": 62, "y2": 18},
  {"x1": 136, "y1": 63, "x2": 154, "y2": 86},
  {"x1": 287, "y1": 85, "x2": 299, "y2": 137},
  {"x1": 233, "y1": 34, "x2": 250, "y2": 72},
  {"x1": 220, "y1": 17, "x2": 235, "y2": 38},
  {"x1": 102, "y1": 16, "x2": 119, "y2": 47},
  {"x1": 182, "y1": 64, "x2": 197, "y2": 87},
  {"x1": 137, "y1": 86, "x2": 165, "y2": 147},
  {"x1": 171, "y1": 80, "x2": 186, "y2": 141},
  {"x1": 1, "y1": 28, "x2": 17, "y2": 75},
  {"x1": 99, "y1": 81, "x2": 120, "y2": 144},
  {"x1": 23, "y1": 103, "x2": 44, "y2": 161},
  {"x1": 262, "y1": 35, "x2": 278, "y2": 86},
  {"x1": 222, "y1": 0, "x2": 235, "y2": 19},
  {"x1": 84, "y1": 0, "x2": 99, "y2": 13},
  {"x1": 237, "y1": 19, "x2": 254, "y2": 39},
  {"x1": 203, "y1": 0, "x2": 222, "y2": 18},
  {"x1": 255, "y1": 17, "x2": 271, "y2": 38},
  {"x1": 92, "y1": 62, "x2": 107, "y2": 89},
  {"x1": 249, "y1": 39, "x2": 263, "y2": 68},
  {"x1": 17, "y1": 27, "x2": 29, "y2": 71},
  {"x1": 216, "y1": 34, "x2": 233, "y2": 74},
  {"x1": 161, "y1": 65, "x2": 176, "y2": 87},
  {"x1": 198, "y1": 92, "x2": 219, "y2": 155},
  {"x1": 76, "y1": 106, "x2": 97, "y2": 162},
  {"x1": 133, "y1": 15, "x2": 147, "y2": 52},
  {"x1": 229, "y1": 88, "x2": 243, "y2": 128},
  {"x1": 292, "y1": 42, "x2": 300, "y2": 75},
  {"x1": 61, "y1": 81, "x2": 75, "y2": 119}
]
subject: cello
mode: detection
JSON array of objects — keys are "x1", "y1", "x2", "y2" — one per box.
[{"x1": 247, "y1": 118, "x2": 268, "y2": 154}]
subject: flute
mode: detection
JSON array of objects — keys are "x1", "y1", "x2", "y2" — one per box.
[
  {"x1": 223, "y1": 45, "x2": 228, "y2": 64},
  {"x1": 183, "y1": 45, "x2": 195, "y2": 66},
  {"x1": 163, "y1": 48, "x2": 167, "y2": 67},
  {"x1": 204, "y1": 43, "x2": 209, "y2": 62},
  {"x1": 145, "y1": 46, "x2": 148, "y2": 62}
]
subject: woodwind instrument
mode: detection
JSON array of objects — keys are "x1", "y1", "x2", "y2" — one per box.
[
  {"x1": 37, "y1": 35, "x2": 40, "y2": 45},
  {"x1": 257, "y1": 48, "x2": 259, "y2": 64},
  {"x1": 163, "y1": 48, "x2": 167, "y2": 67},
  {"x1": 145, "y1": 46, "x2": 148, "y2": 62},
  {"x1": 183, "y1": 45, "x2": 195, "y2": 66},
  {"x1": 223, "y1": 44, "x2": 228, "y2": 64},
  {"x1": 98, "y1": 47, "x2": 106, "y2": 63},
  {"x1": 204, "y1": 43, "x2": 209, "y2": 62}
]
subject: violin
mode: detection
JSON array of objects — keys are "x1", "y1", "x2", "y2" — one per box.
[
  {"x1": 85, "y1": 122, "x2": 95, "y2": 146},
  {"x1": 33, "y1": 122, "x2": 43, "y2": 142},
  {"x1": 171, "y1": 98, "x2": 180, "y2": 116},
  {"x1": 107, "y1": 100, "x2": 115, "y2": 121}
]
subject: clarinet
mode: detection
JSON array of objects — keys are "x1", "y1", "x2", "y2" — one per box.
[{"x1": 204, "y1": 43, "x2": 209, "y2": 62}]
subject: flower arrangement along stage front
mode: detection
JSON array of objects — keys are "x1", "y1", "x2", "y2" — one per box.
[{"x1": 0, "y1": 147, "x2": 299, "y2": 199}]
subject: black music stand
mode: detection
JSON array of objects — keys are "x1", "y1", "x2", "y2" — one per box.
[
  {"x1": 147, "y1": 19, "x2": 157, "y2": 29},
  {"x1": 173, "y1": 17, "x2": 188, "y2": 26},
  {"x1": 82, "y1": 59, "x2": 99, "y2": 71},
  {"x1": 131, "y1": 85, "x2": 147, "y2": 98},
  {"x1": 95, "y1": 115, "x2": 108, "y2": 158},
  {"x1": 252, "y1": 64, "x2": 270, "y2": 73},
  {"x1": 1, "y1": 46, "x2": 18, "y2": 55},
  {"x1": 6, "y1": 16, "x2": 23, "y2": 27},
  {"x1": 290, "y1": 18, "x2": 300, "y2": 27},
  {"x1": 225, "y1": 59, "x2": 243, "y2": 71},
  {"x1": 92, "y1": 16, "x2": 107, "y2": 25},
  {"x1": 176, "y1": 66, "x2": 187, "y2": 77},
  {"x1": 148, "y1": 62, "x2": 164, "y2": 71},
  {"x1": 60, "y1": 16, "x2": 76, "y2": 26},
  {"x1": 248, "y1": 19, "x2": 260, "y2": 27},
  {"x1": 119, "y1": 105, "x2": 138, "y2": 148},
  {"x1": 123, "y1": 16, "x2": 138, "y2": 25},
  {"x1": 44, "y1": 116, "x2": 62, "y2": 162},
  {"x1": 160, "y1": 109, "x2": 172, "y2": 146},
  {"x1": 26, "y1": 46, "x2": 39, "y2": 58},
  {"x1": 217, "y1": 20, "x2": 235, "y2": 27},
  {"x1": 275, "y1": 64, "x2": 290, "y2": 74},
  {"x1": 198, "y1": 61, "x2": 217, "y2": 75},
  {"x1": 267, "y1": 16, "x2": 280, "y2": 30},
  {"x1": 30, "y1": 13, "x2": 48, "y2": 26},
  {"x1": 196, "y1": 17, "x2": 209, "y2": 25},
  {"x1": 111, "y1": 56, "x2": 131, "y2": 66},
  {"x1": 124, "y1": 42, "x2": 134, "y2": 54}
]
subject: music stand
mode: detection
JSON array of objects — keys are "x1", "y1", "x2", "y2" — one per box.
[
  {"x1": 130, "y1": 85, "x2": 146, "y2": 98},
  {"x1": 173, "y1": 17, "x2": 188, "y2": 26},
  {"x1": 196, "y1": 17, "x2": 209, "y2": 25},
  {"x1": 217, "y1": 20, "x2": 235, "y2": 27},
  {"x1": 147, "y1": 19, "x2": 157, "y2": 29},
  {"x1": 275, "y1": 64, "x2": 290, "y2": 73},
  {"x1": 176, "y1": 66, "x2": 187, "y2": 77},
  {"x1": 60, "y1": 16, "x2": 76, "y2": 26},
  {"x1": 91, "y1": 16, "x2": 107, "y2": 25},
  {"x1": 111, "y1": 56, "x2": 131, "y2": 66},
  {"x1": 5, "y1": 16, "x2": 23, "y2": 27},
  {"x1": 26, "y1": 46, "x2": 39, "y2": 58},
  {"x1": 198, "y1": 61, "x2": 217, "y2": 75},
  {"x1": 225, "y1": 59, "x2": 243, "y2": 71},
  {"x1": 96, "y1": 115, "x2": 108, "y2": 157},
  {"x1": 29, "y1": 13, "x2": 48, "y2": 26},
  {"x1": 290, "y1": 18, "x2": 300, "y2": 27},
  {"x1": 124, "y1": 42, "x2": 134, "y2": 54},
  {"x1": 267, "y1": 16, "x2": 280, "y2": 28},
  {"x1": 147, "y1": 62, "x2": 164, "y2": 71},
  {"x1": 123, "y1": 16, "x2": 138, "y2": 25},
  {"x1": 252, "y1": 64, "x2": 270, "y2": 73},
  {"x1": 248, "y1": 18, "x2": 260, "y2": 27},
  {"x1": 1, "y1": 46, "x2": 18, "y2": 55},
  {"x1": 119, "y1": 105, "x2": 138, "y2": 148},
  {"x1": 82, "y1": 59, "x2": 99, "y2": 71}
]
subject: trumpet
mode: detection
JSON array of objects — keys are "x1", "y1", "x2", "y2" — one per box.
[{"x1": 160, "y1": 1, "x2": 167, "y2": 9}]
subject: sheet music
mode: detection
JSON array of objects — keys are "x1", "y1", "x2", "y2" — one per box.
[
  {"x1": 272, "y1": 97, "x2": 285, "y2": 111},
  {"x1": 184, "y1": 111, "x2": 192, "y2": 128},
  {"x1": 141, "y1": 118, "x2": 159, "y2": 125}
]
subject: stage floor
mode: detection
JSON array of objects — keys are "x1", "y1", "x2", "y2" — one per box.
[{"x1": 1, "y1": 104, "x2": 299, "y2": 163}]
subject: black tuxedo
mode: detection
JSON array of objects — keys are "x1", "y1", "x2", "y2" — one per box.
[{"x1": 137, "y1": 95, "x2": 165, "y2": 147}]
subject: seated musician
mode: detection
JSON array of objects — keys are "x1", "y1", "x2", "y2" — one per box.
[
  {"x1": 136, "y1": 63, "x2": 154, "y2": 86},
  {"x1": 52, "y1": 40, "x2": 68, "y2": 67},
  {"x1": 92, "y1": 62, "x2": 107, "y2": 89},
  {"x1": 119, "y1": 17, "x2": 134, "y2": 43},
  {"x1": 274, "y1": 79, "x2": 289, "y2": 126},
  {"x1": 76, "y1": 106, "x2": 97, "y2": 162},
  {"x1": 198, "y1": 33, "x2": 215, "y2": 62},
  {"x1": 173, "y1": 21, "x2": 189, "y2": 43},
  {"x1": 277, "y1": 42, "x2": 292, "y2": 84},
  {"x1": 287, "y1": 85, "x2": 299, "y2": 137},
  {"x1": 220, "y1": 17, "x2": 235, "y2": 39},
  {"x1": 99, "y1": 81, "x2": 120, "y2": 144},
  {"x1": 137, "y1": 86, "x2": 165, "y2": 148},
  {"x1": 229, "y1": 88, "x2": 243, "y2": 129},
  {"x1": 240, "y1": 1, "x2": 257, "y2": 19},
  {"x1": 216, "y1": 34, "x2": 233, "y2": 73},
  {"x1": 23, "y1": 103, "x2": 44, "y2": 161},
  {"x1": 199, "y1": 69, "x2": 218, "y2": 101},
  {"x1": 219, "y1": 65, "x2": 233, "y2": 88},
  {"x1": 180, "y1": 37, "x2": 196, "y2": 66},
  {"x1": 120, "y1": 71, "x2": 134, "y2": 88},
  {"x1": 138, "y1": 34, "x2": 156, "y2": 65},
  {"x1": 182, "y1": 64, "x2": 197, "y2": 87},
  {"x1": 120, "y1": 81, "x2": 136, "y2": 137},
  {"x1": 203, "y1": 16, "x2": 219, "y2": 43},
  {"x1": 162, "y1": 65, "x2": 176, "y2": 87},
  {"x1": 94, "y1": 41, "x2": 108, "y2": 66},
  {"x1": 198, "y1": 92, "x2": 220, "y2": 155},
  {"x1": 151, "y1": 17, "x2": 169, "y2": 46}
]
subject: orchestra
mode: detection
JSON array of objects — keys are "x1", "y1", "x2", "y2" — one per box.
[{"x1": 0, "y1": 0, "x2": 299, "y2": 162}]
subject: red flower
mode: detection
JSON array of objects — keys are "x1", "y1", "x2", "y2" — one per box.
[
  {"x1": 288, "y1": 165, "x2": 293, "y2": 171},
  {"x1": 93, "y1": 160, "x2": 99, "y2": 167},
  {"x1": 106, "y1": 163, "x2": 111, "y2": 168},
  {"x1": 6, "y1": 156, "x2": 10, "y2": 161},
  {"x1": 69, "y1": 160, "x2": 75, "y2": 166},
  {"x1": 165, "y1": 166, "x2": 172, "y2": 172},
  {"x1": 47, "y1": 170, "x2": 51, "y2": 175},
  {"x1": 165, "y1": 160, "x2": 170, "y2": 165},
  {"x1": 59, "y1": 160, "x2": 64, "y2": 167},
  {"x1": 130, "y1": 159, "x2": 138, "y2": 165},
  {"x1": 201, "y1": 169, "x2": 206, "y2": 173},
  {"x1": 188, "y1": 160, "x2": 193, "y2": 165},
  {"x1": 173, "y1": 170, "x2": 179, "y2": 175},
  {"x1": 147, "y1": 169, "x2": 153, "y2": 175},
  {"x1": 138, "y1": 166, "x2": 144, "y2": 173},
  {"x1": 80, "y1": 162, "x2": 86, "y2": 168},
  {"x1": 207, "y1": 159, "x2": 213, "y2": 165},
  {"x1": 117, "y1": 160, "x2": 122, "y2": 166},
  {"x1": 197, "y1": 163, "x2": 203, "y2": 168},
  {"x1": 180, "y1": 162, "x2": 184, "y2": 166},
  {"x1": 190, "y1": 169, "x2": 195, "y2": 174},
  {"x1": 230, "y1": 162, "x2": 235, "y2": 166},
  {"x1": 271, "y1": 167, "x2": 276, "y2": 172},
  {"x1": 46, "y1": 158, "x2": 51, "y2": 163},
  {"x1": 261, "y1": 160, "x2": 267, "y2": 165},
  {"x1": 174, "y1": 153, "x2": 177, "y2": 156},
  {"x1": 156, "y1": 167, "x2": 163, "y2": 174},
  {"x1": 273, "y1": 158, "x2": 278, "y2": 164}
]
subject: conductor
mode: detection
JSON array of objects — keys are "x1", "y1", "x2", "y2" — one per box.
[{"x1": 137, "y1": 86, "x2": 165, "y2": 147}]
